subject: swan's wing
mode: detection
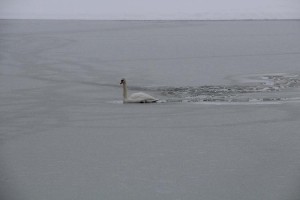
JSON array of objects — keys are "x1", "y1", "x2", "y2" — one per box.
[{"x1": 128, "y1": 92, "x2": 158, "y2": 103}]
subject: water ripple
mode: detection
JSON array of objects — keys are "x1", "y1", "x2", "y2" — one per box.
[{"x1": 154, "y1": 73, "x2": 300, "y2": 104}]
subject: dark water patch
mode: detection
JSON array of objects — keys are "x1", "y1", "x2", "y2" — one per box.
[{"x1": 139, "y1": 73, "x2": 300, "y2": 104}]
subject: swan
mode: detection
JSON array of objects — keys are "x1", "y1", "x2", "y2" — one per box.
[{"x1": 120, "y1": 78, "x2": 158, "y2": 103}]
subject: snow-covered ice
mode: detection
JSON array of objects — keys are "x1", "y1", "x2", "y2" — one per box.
[{"x1": 1, "y1": 20, "x2": 300, "y2": 200}]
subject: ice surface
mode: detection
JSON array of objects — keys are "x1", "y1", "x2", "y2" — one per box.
[{"x1": 1, "y1": 20, "x2": 300, "y2": 200}]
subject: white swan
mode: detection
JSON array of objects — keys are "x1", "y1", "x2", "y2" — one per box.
[{"x1": 120, "y1": 78, "x2": 158, "y2": 103}]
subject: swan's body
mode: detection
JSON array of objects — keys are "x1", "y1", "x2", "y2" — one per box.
[{"x1": 120, "y1": 78, "x2": 158, "y2": 103}]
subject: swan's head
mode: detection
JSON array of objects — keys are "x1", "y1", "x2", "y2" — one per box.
[{"x1": 120, "y1": 78, "x2": 126, "y2": 85}]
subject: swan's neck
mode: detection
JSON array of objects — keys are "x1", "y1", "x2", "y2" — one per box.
[{"x1": 122, "y1": 83, "x2": 128, "y2": 100}]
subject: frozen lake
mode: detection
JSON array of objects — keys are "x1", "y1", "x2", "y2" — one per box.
[{"x1": 1, "y1": 20, "x2": 300, "y2": 200}]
